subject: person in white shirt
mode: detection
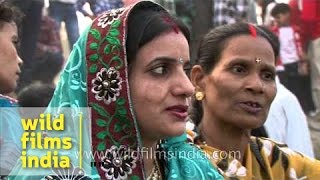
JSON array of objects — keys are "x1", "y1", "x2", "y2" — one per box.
[
  {"x1": 264, "y1": 76, "x2": 315, "y2": 157},
  {"x1": 271, "y1": 3, "x2": 315, "y2": 114}
]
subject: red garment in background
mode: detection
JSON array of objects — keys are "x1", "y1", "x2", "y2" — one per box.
[
  {"x1": 34, "y1": 16, "x2": 62, "y2": 59},
  {"x1": 271, "y1": 25, "x2": 304, "y2": 69},
  {"x1": 289, "y1": 0, "x2": 320, "y2": 48}
]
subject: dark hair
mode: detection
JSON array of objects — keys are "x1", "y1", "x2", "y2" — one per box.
[
  {"x1": 0, "y1": 1, "x2": 23, "y2": 29},
  {"x1": 18, "y1": 83, "x2": 55, "y2": 107},
  {"x1": 189, "y1": 23, "x2": 279, "y2": 126},
  {"x1": 271, "y1": 3, "x2": 291, "y2": 18},
  {"x1": 257, "y1": 0, "x2": 275, "y2": 23},
  {"x1": 126, "y1": 4, "x2": 190, "y2": 70},
  {"x1": 31, "y1": 52, "x2": 64, "y2": 84}
]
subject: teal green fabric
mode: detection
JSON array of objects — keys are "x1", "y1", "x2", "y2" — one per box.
[
  {"x1": 163, "y1": 134, "x2": 223, "y2": 180},
  {"x1": 0, "y1": 97, "x2": 21, "y2": 151},
  {"x1": 0, "y1": 96, "x2": 23, "y2": 176}
]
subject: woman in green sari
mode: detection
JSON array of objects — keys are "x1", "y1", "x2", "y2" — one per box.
[{"x1": 10, "y1": 1, "x2": 222, "y2": 179}]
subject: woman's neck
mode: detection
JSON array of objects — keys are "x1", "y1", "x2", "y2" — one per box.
[
  {"x1": 141, "y1": 138, "x2": 158, "y2": 178},
  {"x1": 199, "y1": 117, "x2": 251, "y2": 163}
]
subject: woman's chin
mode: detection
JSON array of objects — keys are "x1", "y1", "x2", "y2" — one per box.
[{"x1": 164, "y1": 125, "x2": 186, "y2": 138}]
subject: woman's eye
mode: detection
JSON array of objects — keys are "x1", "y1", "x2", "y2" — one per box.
[
  {"x1": 12, "y1": 40, "x2": 20, "y2": 48},
  {"x1": 262, "y1": 71, "x2": 275, "y2": 81},
  {"x1": 151, "y1": 65, "x2": 168, "y2": 75},
  {"x1": 231, "y1": 65, "x2": 246, "y2": 74},
  {"x1": 183, "y1": 62, "x2": 192, "y2": 74}
]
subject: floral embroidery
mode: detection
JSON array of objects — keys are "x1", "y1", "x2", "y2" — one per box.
[
  {"x1": 236, "y1": 166, "x2": 246, "y2": 177},
  {"x1": 69, "y1": 70, "x2": 86, "y2": 91},
  {"x1": 289, "y1": 168, "x2": 307, "y2": 180},
  {"x1": 262, "y1": 140, "x2": 273, "y2": 157},
  {"x1": 91, "y1": 67, "x2": 122, "y2": 105},
  {"x1": 97, "y1": 8, "x2": 125, "y2": 28},
  {"x1": 224, "y1": 159, "x2": 247, "y2": 178},
  {"x1": 225, "y1": 159, "x2": 238, "y2": 177},
  {"x1": 44, "y1": 164, "x2": 92, "y2": 180},
  {"x1": 100, "y1": 145, "x2": 137, "y2": 180}
]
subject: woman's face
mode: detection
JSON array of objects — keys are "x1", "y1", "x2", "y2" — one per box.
[
  {"x1": 0, "y1": 22, "x2": 22, "y2": 94},
  {"x1": 195, "y1": 35, "x2": 276, "y2": 130},
  {"x1": 129, "y1": 31, "x2": 194, "y2": 141}
]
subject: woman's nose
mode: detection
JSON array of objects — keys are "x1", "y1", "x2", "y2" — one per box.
[
  {"x1": 245, "y1": 73, "x2": 264, "y2": 94},
  {"x1": 18, "y1": 55, "x2": 23, "y2": 66},
  {"x1": 172, "y1": 72, "x2": 194, "y2": 98}
]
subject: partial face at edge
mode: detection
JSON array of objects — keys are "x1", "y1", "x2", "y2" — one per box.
[
  {"x1": 129, "y1": 31, "x2": 194, "y2": 142},
  {"x1": 195, "y1": 35, "x2": 277, "y2": 130},
  {"x1": 0, "y1": 22, "x2": 22, "y2": 94}
]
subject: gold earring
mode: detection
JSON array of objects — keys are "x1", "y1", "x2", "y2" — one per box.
[{"x1": 195, "y1": 91, "x2": 204, "y2": 101}]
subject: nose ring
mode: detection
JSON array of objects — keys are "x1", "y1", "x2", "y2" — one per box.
[
  {"x1": 178, "y1": 58, "x2": 184, "y2": 65},
  {"x1": 255, "y1": 58, "x2": 261, "y2": 64}
]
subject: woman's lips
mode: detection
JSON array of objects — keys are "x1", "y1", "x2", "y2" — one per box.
[
  {"x1": 166, "y1": 105, "x2": 188, "y2": 120},
  {"x1": 238, "y1": 101, "x2": 262, "y2": 114}
]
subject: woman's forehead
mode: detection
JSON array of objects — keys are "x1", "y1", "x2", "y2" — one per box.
[
  {"x1": 223, "y1": 35, "x2": 274, "y2": 57},
  {"x1": 135, "y1": 31, "x2": 190, "y2": 63}
]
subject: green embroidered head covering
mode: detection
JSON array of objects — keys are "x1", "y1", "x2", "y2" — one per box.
[
  {"x1": 85, "y1": 2, "x2": 153, "y2": 179},
  {"x1": 8, "y1": 1, "x2": 222, "y2": 179}
]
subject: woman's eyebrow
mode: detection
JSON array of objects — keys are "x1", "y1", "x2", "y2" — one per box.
[{"x1": 147, "y1": 56, "x2": 190, "y2": 67}]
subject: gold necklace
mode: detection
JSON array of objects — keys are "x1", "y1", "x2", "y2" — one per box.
[{"x1": 146, "y1": 159, "x2": 162, "y2": 180}]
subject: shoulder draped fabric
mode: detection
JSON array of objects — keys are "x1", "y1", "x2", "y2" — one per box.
[
  {"x1": 8, "y1": 1, "x2": 222, "y2": 179},
  {"x1": 188, "y1": 130, "x2": 320, "y2": 179}
]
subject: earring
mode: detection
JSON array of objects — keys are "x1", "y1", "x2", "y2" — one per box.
[
  {"x1": 195, "y1": 91, "x2": 204, "y2": 101},
  {"x1": 178, "y1": 58, "x2": 184, "y2": 65}
]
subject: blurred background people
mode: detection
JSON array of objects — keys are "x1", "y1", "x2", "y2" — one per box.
[
  {"x1": 263, "y1": 76, "x2": 314, "y2": 157},
  {"x1": 18, "y1": 83, "x2": 55, "y2": 107},
  {"x1": 12, "y1": 0, "x2": 44, "y2": 91},
  {"x1": 31, "y1": 7, "x2": 64, "y2": 85},
  {"x1": 48, "y1": 0, "x2": 79, "y2": 52},
  {"x1": 17, "y1": 83, "x2": 56, "y2": 122},
  {"x1": 213, "y1": 0, "x2": 249, "y2": 27},
  {"x1": 76, "y1": 0, "x2": 123, "y2": 19},
  {"x1": 289, "y1": 0, "x2": 320, "y2": 117},
  {"x1": 271, "y1": 3, "x2": 314, "y2": 114},
  {"x1": 256, "y1": 0, "x2": 276, "y2": 27}
]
